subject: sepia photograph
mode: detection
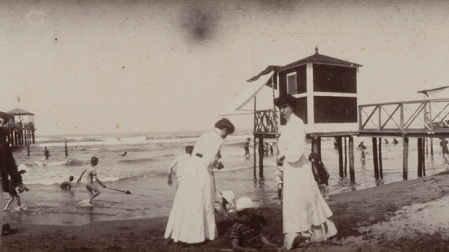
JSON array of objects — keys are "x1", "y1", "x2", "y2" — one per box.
[{"x1": 0, "y1": 0, "x2": 449, "y2": 251}]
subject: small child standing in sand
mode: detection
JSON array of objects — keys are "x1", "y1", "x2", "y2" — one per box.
[
  {"x1": 274, "y1": 162, "x2": 284, "y2": 205},
  {"x1": 77, "y1": 156, "x2": 106, "y2": 205},
  {"x1": 60, "y1": 176, "x2": 74, "y2": 190},
  {"x1": 4, "y1": 169, "x2": 29, "y2": 211},
  {"x1": 215, "y1": 190, "x2": 236, "y2": 214},
  {"x1": 230, "y1": 197, "x2": 277, "y2": 251},
  {"x1": 309, "y1": 153, "x2": 330, "y2": 199}
]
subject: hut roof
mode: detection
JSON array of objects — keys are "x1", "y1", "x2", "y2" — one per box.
[
  {"x1": 7, "y1": 108, "x2": 34, "y2": 116},
  {"x1": 277, "y1": 48, "x2": 362, "y2": 71}
]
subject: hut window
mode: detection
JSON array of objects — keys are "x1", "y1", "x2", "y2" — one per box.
[{"x1": 287, "y1": 73, "x2": 297, "y2": 94}]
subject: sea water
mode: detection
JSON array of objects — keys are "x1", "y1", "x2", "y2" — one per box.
[{"x1": 4, "y1": 130, "x2": 448, "y2": 226}]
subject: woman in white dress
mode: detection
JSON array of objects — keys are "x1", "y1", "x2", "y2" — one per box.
[
  {"x1": 274, "y1": 95, "x2": 337, "y2": 250},
  {"x1": 164, "y1": 118, "x2": 235, "y2": 244}
]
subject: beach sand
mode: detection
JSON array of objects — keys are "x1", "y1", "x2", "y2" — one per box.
[{"x1": 2, "y1": 171, "x2": 449, "y2": 252}]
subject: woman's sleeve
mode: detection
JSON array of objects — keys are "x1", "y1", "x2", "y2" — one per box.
[{"x1": 284, "y1": 119, "x2": 306, "y2": 163}]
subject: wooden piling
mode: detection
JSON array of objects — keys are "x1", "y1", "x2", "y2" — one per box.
[
  {"x1": 373, "y1": 138, "x2": 379, "y2": 179},
  {"x1": 349, "y1": 136, "x2": 355, "y2": 182},
  {"x1": 403, "y1": 135, "x2": 409, "y2": 180},
  {"x1": 378, "y1": 138, "x2": 383, "y2": 179},
  {"x1": 253, "y1": 137, "x2": 256, "y2": 179},
  {"x1": 344, "y1": 137, "x2": 347, "y2": 177},
  {"x1": 422, "y1": 138, "x2": 426, "y2": 176},
  {"x1": 430, "y1": 138, "x2": 433, "y2": 156},
  {"x1": 32, "y1": 130, "x2": 35, "y2": 144},
  {"x1": 418, "y1": 138, "x2": 423, "y2": 177},
  {"x1": 426, "y1": 138, "x2": 429, "y2": 155},
  {"x1": 65, "y1": 139, "x2": 68, "y2": 157},
  {"x1": 258, "y1": 137, "x2": 264, "y2": 179},
  {"x1": 27, "y1": 143, "x2": 30, "y2": 157},
  {"x1": 338, "y1": 137, "x2": 343, "y2": 177}
]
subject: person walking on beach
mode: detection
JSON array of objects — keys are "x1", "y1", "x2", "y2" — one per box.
[
  {"x1": 274, "y1": 94, "x2": 336, "y2": 250},
  {"x1": 309, "y1": 153, "x2": 330, "y2": 200},
  {"x1": 440, "y1": 138, "x2": 449, "y2": 164},
  {"x1": 244, "y1": 138, "x2": 251, "y2": 157},
  {"x1": 4, "y1": 168, "x2": 29, "y2": 211},
  {"x1": 168, "y1": 145, "x2": 194, "y2": 190},
  {"x1": 44, "y1": 147, "x2": 51, "y2": 160},
  {"x1": 77, "y1": 156, "x2": 106, "y2": 205},
  {"x1": 164, "y1": 118, "x2": 235, "y2": 244},
  {"x1": 60, "y1": 176, "x2": 74, "y2": 190},
  {"x1": 0, "y1": 143, "x2": 28, "y2": 245}
]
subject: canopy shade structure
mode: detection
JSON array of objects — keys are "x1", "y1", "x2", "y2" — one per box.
[
  {"x1": 7, "y1": 108, "x2": 34, "y2": 116},
  {"x1": 417, "y1": 86, "x2": 449, "y2": 99},
  {"x1": 220, "y1": 73, "x2": 274, "y2": 116}
]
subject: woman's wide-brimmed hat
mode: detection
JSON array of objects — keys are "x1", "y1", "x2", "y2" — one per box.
[
  {"x1": 274, "y1": 94, "x2": 297, "y2": 109},
  {"x1": 235, "y1": 197, "x2": 260, "y2": 212}
]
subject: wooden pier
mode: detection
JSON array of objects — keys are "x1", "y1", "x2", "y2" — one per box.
[
  {"x1": 358, "y1": 98, "x2": 449, "y2": 179},
  {"x1": 0, "y1": 108, "x2": 36, "y2": 147}
]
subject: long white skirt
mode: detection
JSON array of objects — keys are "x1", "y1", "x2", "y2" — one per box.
[
  {"x1": 164, "y1": 156, "x2": 216, "y2": 243},
  {"x1": 283, "y1": 164, "x2": 337, "y2": 249}
]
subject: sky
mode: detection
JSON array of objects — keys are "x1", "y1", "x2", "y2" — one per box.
[{"x1": 1, "y1": 0, "x2": 449, "y2": 136}]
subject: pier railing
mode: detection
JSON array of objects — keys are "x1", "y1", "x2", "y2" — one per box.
[
  {"x1": 254, "y1": 109, "x2": 277, "y2": 135},
  {"x1": 359, "y1": 98, "x2": 449, "y2": 135}
]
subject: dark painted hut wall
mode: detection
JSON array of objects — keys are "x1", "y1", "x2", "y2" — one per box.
[
  {"x1": 314, "y1": 96, "x2": 357, "y2": 123},
  {"x1": 279, "y1": 65, "x2": 307, "y2": 96},
  {"x1": 313, "y1": 65, "x2": 357, "y2": 93}
]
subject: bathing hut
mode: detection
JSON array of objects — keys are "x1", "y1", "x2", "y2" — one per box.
[
  {"x1": 222, "y1": 47, "x2": 362, "y2": 180},
  {"x1": 275, "y1": 47, "x2": 362, "y2": 134}
]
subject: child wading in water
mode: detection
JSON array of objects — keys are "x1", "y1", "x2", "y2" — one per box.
[
  {"x1": 77, "y1": 156, "x2": 106, "y2": 205},
  {"x1": 230, "y1": 197, "x2": 277, "y2": 251},
  {"x1": 60, "y1": 176, "x2": 74, "y2": 190},
  {"x1": 309, "y1": 153, "x2": 330, "y2": 199}
]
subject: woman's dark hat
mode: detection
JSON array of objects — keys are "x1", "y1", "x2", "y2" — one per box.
[{"x1": 274, "y1": 94, "x2": 297, "y2": 108}]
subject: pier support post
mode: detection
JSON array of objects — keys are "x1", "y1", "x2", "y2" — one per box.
[
  {"x1": 403, "y1": 135, "x2": 409, "y2": 180},
  {"x1": 344, "y1": 137, "x2": 347, "y2": 177},
  {"x1": 430, "y1": 138, "x2": 433, "y2": 156},
  {"x1": 349, "y1": 136, "x2": 355, "y2": 182},
  {"x1": 418, "y1": 138, "x2": 423, "y2": 177},
  {"x1": 337, "y1": 137, "x2": 343, "y2": 177},
  {"x1": 65, "y1": 139, "x2": 68, "y2": 157},
  {"x1": 378, "y1": 138, "x2": 383, "y2": 179},
  {"x1": 422, "y1": 138, "x2": 426, "y2": 176},
  {"x1": 373, "y1": 138, "x2": 379, "y2": 179},
  {"x1": 14, "y1": 131, "x2": 18, "y2": 147},
  {"x1": 32, "y1": 130, "x2": 35, "y2": 144},
  {"x1": 27, "y1": 143, "x2": 30, "y2": 157},
  {"x1": 253, "y1": 137, "x2": 256, "y2": 179},
  {"x1": 258, "y1": 137, "x2": 264, "y2": 180}
]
